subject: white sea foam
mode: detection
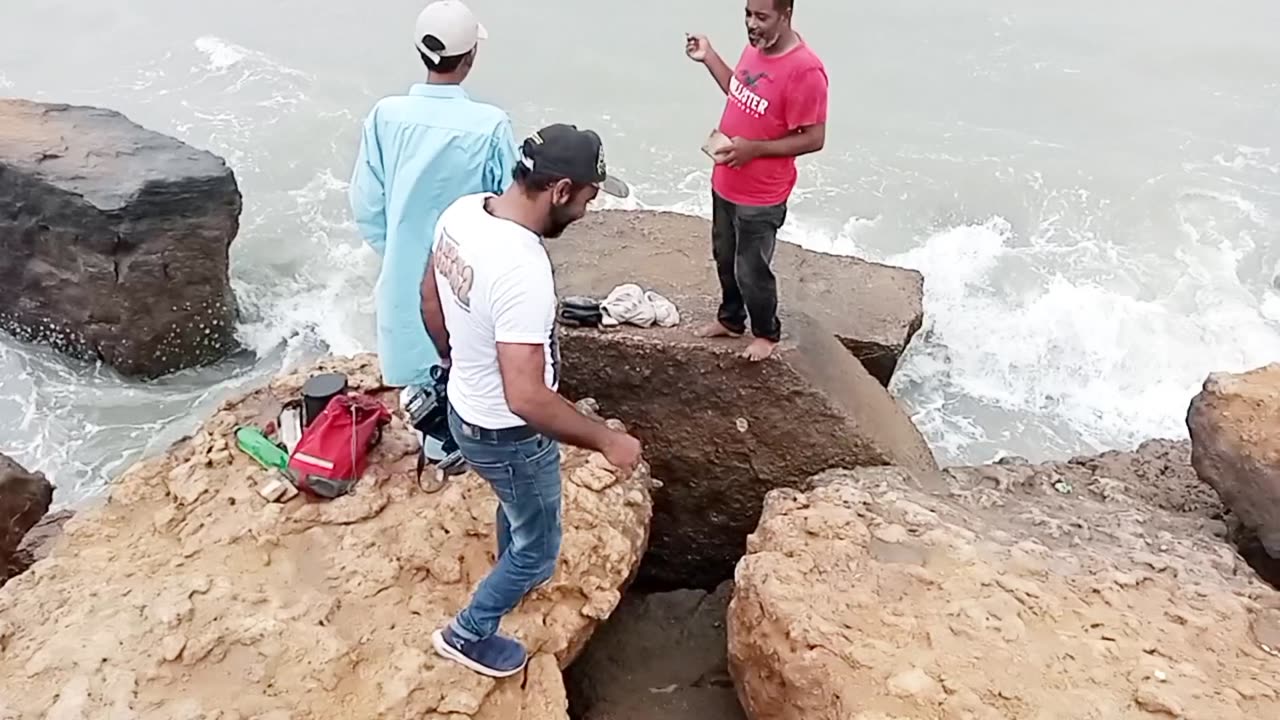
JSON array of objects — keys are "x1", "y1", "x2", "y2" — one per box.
[
  {"x1": 885, "y1": 208, "x2": 1280, "y2": 463},
  {"x1": 194, "y1": 36, "x2": 250, "y2": 73}
]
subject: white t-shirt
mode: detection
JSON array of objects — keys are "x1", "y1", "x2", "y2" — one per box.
[{"x1": 433, "y1": 192, "x2": 559, "y2": 429}]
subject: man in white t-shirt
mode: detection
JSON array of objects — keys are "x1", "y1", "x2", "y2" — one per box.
[{"x1": 419, "y1": 123, "x2": 642, "y2": 678}]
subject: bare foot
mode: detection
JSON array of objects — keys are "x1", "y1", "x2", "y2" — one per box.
[
  {"x1": 694, "y1": 321, "x2": 743, "y2": 339},
  {"x1": 742, "y1": 338, "x2": 778, "y2": 361}
]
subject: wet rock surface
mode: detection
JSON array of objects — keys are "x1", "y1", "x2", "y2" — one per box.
[
  {"x1": 0, "y1": 453, "x2": 53, "y2": 586},
  {"x1": 551, "y1": 209, "x2": 924, "y2": 386},
  {"x1": 729, "y1": 453, "x2": 1280, "y2": 720},
  {"x1": 0, "y1": 99, "x2": 241, "y2": 378},
  {"x1": 0, "y1": 354, "x2": 653, "y2": 719},
  {"x1": 559, "y1": 301, "x2": 936, "y2": 588}
]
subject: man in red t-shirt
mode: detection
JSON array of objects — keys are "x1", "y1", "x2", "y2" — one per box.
[{"x1": 686, "y1": 0, "x2": 828, "y2": 361}]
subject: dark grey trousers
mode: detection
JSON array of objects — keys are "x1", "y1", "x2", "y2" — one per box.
[{"x1": 711, "y1": 191, "x2": 787, "y2": 342}]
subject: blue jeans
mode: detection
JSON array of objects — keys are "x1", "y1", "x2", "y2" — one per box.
[{"x1": 447, "y1": 406, "x2": 562, "y2": 641}]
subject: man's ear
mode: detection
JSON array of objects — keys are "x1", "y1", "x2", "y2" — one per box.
[{"x1": 552, "y1": 178, "x2": 574, "y2": 205}]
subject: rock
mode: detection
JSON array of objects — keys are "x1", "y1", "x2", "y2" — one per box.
[
  {"x1": 0, "y1": 354, "x2": 653, "y2": 719},
  {"x1": 566, "y1": 582, "x2": 745, "y2": 720},
  {"x1": 729, "y1": 462, "x2": 1280, "y2": 720},
  {"x1": 1188, "y1": 365, "x2": 1280, "y2": 558},
  {"x1": 559, "y1": 301, "x2": 937, "y2": 588},
  {"x1": 11, "y1": 509, "x2": 74, "y2": 575},
  {"x1": 551, "y1": 210, "x2": 924, "y2": 386},
  {"x1": 948, "y1": 439, "x2": 1221, "y2": 519},
  {"x1": 0, "y1": 99, "x2": 241, "y2": 378},
  {"x1": 0, "y1": 454, "x2": 53, "y2": 585}
]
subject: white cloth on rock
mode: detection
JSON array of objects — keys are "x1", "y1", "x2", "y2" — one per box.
[{"x1": 600, "y1": 283, "x2": 680, "y2": 328}]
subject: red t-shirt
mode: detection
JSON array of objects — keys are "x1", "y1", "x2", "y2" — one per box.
[{"x1": 712, "y1": 38, "x2": 829, "y2": 207}]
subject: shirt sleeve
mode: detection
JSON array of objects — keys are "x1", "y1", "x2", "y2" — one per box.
[
  {"x1": 349, "y1": 108, "x2": 388, "y2": 255},
  {"x1": 784, "y1": 65, "x2": 830, "y2": 131},
  {"x1": 484, "y1": 117, "x2": 520, "y2": 195},
  {"x1": 490, "y1": 260, "x2": 555, "y2": 345}
]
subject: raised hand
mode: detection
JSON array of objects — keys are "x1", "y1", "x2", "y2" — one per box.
[{"x1": 685, "y1": 33, "x2": 711, "y2": 63}]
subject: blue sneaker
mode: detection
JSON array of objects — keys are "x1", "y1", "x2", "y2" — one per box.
[{"x1": 432, "y1": 627, "x2": 528, "y2": 678}]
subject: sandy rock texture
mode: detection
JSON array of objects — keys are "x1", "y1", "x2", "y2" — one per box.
[
  {"x1": 559, "y1": 300, "x2": 936, "y2": 588},
  {"x1": 0, "y1": 354, "x2": 652, "y2": 720},
  {"x1": 1188, "y1": 364, "x2": 1280, "y2": 558},
  {"x1": 729, "y1": 449, "x2": 1280, "y2": 720},
  {"x1": 551, "y1": 209, "x2": 924, "y2": 386},
  {"x1": 0, "y1": 99, "x2": 240, "y2": 378},
  {"x1": 0, "y1": 453, "x2": 53, "y2": 586}
]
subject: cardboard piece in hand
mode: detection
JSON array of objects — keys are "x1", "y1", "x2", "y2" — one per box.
[{"x1": 702, "y1": 129, "x2": 732, "y2": 164}]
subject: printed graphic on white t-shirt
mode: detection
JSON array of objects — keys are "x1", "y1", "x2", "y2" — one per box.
[{"x1": 433, "y1": 193, "x2": 559, "y2": 430}]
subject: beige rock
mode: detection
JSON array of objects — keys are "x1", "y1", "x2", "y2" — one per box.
[
  {"x1": 1188, "y1": 364, "x2": 1280, "y2": 557},
  {"x1": 0, "y1": 354, "x2": 652, "y2": 719},
  {"x1": 728, "y1": 465, "x2": 1280, "y2": 720},
  {"x1": 559, "y1": 303, "x2": 937, "y2": 588},
  {"x1": 551, "y1": 209, "x2": 925, "y2": 386}
]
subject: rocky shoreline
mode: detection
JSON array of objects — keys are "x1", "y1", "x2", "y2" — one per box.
[
  {"x1": 2, "y1": 103, "x2": 1279, "y2": 719},
  {"x1": 3, "y1": 343, "x2": 1276, "y2": 719},
  {"x1": 0, "y1": 356, "x2": 654, "y2": 718}
]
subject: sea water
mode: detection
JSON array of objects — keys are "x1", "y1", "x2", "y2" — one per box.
[{"x1": 1, "y1": 0, "x2": 1277, "y2": 502}]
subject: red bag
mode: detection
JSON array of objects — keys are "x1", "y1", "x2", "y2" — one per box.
[{"x1": 287, "y1": 393, "x2": 391, "y2": 498}]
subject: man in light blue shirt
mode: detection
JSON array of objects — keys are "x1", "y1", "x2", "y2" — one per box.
[{"x1": 350, "y1": 0, "x2": 518, "y2": 394}]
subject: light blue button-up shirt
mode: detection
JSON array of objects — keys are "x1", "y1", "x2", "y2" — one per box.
[{"x1": 349, "y1": 83, "x2": 518, "y2": 388}]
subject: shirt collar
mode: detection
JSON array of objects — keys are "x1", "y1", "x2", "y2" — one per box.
[{"x1": 408, "y1": 83, "x2": 470, "y2": 99}]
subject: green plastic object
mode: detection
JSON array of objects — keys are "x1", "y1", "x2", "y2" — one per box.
[{"x1": 235, "y1": 426, "x2": 290, "y2": 471}]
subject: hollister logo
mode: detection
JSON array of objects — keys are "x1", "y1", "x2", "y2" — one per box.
[{"x1": 729, "y1": 71, "x2": 771, "y2": 119}]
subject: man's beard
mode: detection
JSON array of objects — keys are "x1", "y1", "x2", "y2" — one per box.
[
  {"x1": 543, "y1": 203, "x2": 577, "y2": 239},
  {"x1": 748, "y1": 30, "x2": 778, "y2": 49}
]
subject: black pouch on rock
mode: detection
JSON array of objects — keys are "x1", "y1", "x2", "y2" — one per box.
[{"x1": 559, "y1": 295, "x2": 603, "y2": 327}]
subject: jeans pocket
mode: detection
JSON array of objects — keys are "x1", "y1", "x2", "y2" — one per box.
[
  {"x1": 739, "y1": 201, "x2": 788, "y2": 232},
  {"x1": 517, "y1": 435, "x2": 560, "y2": 466},
  {"x1": 465, "y1": 455, "x2": 514, "y2": 486}
]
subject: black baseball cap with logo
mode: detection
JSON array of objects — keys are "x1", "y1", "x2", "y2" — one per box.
[{"x1": 519, "y1": 123, "x2": 629, "y2": 199}]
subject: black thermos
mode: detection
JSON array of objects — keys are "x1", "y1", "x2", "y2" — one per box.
[{"x1": 301, "y1": 373, "x2": 349, "y2": 427}]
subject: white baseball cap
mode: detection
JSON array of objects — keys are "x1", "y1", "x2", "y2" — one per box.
[{"x1": 414, "y1": 0, "x2": 488, "y2": 63}]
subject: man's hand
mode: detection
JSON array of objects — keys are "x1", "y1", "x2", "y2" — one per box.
[
  {"x1": 685, "y1": 33, "x2": 711, "y2": 63},
  {"x1": 714, "y1": 137, "x2": 762, "y2": 168},
  {"x1": 601, "y1": 431, "x2": 643, "y2": 477},
  {"x1": 687, "y1": 33, "x2": 732, "y2": 95}
]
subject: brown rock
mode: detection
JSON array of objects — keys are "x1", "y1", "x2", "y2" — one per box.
[
  {"x1": 729, "y1": 463, "x2": 1280, "y2": 720},
  {"x1": 559, "y1": 301, "x2": 937, "y2": 588},
  {"x1": 0, "y1": 99, "x2": 241, "y2": 378},
  {"x1": 11, "y1": 509, "x2": 74, "y2": 574},
  {"x1": 946, "y1": 439, "x2": 1222, "y2": 520},
  {"x1": 1188, "y1": 364, "x2": 1280, "y2": 557},
  {"x1": 551, "y1": 210, "x2": 924, "y2": 386},
  {"x1": 0, "y1": 354, "x2": 652, "y2": 719},
  {"x1": 0, "y1": 453, "x2": 53, "y2": 585}
]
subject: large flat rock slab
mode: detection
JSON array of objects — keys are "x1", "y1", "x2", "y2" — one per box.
[
  {"x1": 0, "y1": 355, "x2": 653, "y2": 719},
  {"x1": 729, "y1": 458, "x2": 1280, "y2": 720},
  {"x1": 0, "y1": 99, "x2": 241, "y2": 378},
  {"x1": 558, "y1": 298, "x2": 937, "y2": 588},
  {"x1": 551, "y1": 210, "x2": 924, "y2": 386}
]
